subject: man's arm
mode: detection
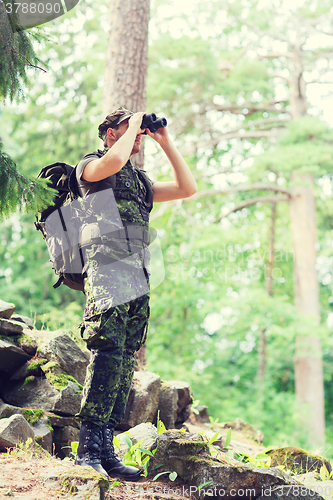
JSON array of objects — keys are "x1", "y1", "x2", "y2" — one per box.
[
  {"x1": 148, "y1": 127, "x2": 197, "y2": 202},
  {"x1": 82, "y1": 112, "x2": 145, "y2": 182}
]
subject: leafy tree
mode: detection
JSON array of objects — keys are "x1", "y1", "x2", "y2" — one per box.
[
  {"x1": 0, "y1": 1, "x2": 53, "y2": 218},
  {"x1": 147, "y1": 0, "x2": 333, "y2": 448}
]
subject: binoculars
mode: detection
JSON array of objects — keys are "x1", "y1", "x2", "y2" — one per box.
[{"x1": 141, "y1": 113, "x2": 167, "y2": 133}]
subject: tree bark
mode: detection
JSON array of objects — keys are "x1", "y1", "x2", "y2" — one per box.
[
  {"x1": 102, "y1": 0, "x2": 150, "y2": 169},
  {"x1": 289, "y1": 172, "x2": 325, "y2": 446},
  {"x1": 266, "y1": 199, "x2": 276, "y2": 297}
]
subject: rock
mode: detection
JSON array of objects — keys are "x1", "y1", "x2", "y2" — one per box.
[
  {"x1": 267, "y1": 446, "x2": 332, "y2": 474},
  {"x1": 0, "y1": 338, "x2": 31, "y2": 376},
  {"x1": 188, "y1": 405, "x2": 210, "y2": 424},
  {"x1": 148, "y1": 430, "x2": 300, "y2": 500},
  {"x1": 53, "y1": 382, "x2": 82, "y2": 416},
  {"x1": 158, "y1": 380, "x2": 193, "y2": 429},
  {"x1": 38, "y1": 332, "x2": 89, "y2": 386},
  {"x1": 257, "y1": 485, "x2": 325, "y2": 499},
  {"x1": 47, "y1": 413, "x2": 80, "y2": 429},
  {"x1": 221, "y1": 417, "x2": 264, "y2": 444},
  {"x1": 3, "y1": 377, "x2": 60, "y2": 411},
  {"x1": 53, "y1": 425, "x2": 80, "y2": 458},
  {"x1": 0, "y1": 317, "x2": 24, "y2": 335},
  {"x1": 118, "y1": 423, "x2": 158, "y2": 459},
  {"x1": 3, "y1": 377, "x2": 82, "y2": 416},
  {"x1": 296, "y1": 472, "x2": 333, "y2": 499},
  {"x1": 10, "y1": 357, "x2": 48, "y2": 381},
  {"x1": 15, "y1": 331, "x2": 38, "y2": 356},
  {"x1": 0, "y1": 414, "x2": 35, "y2": 451},
  {"x1": 118, "y1": 371, "x2": 161, "y2": 430},
  {"x1": 11, "y1": 314, "x2": 34, "y2": 329},
  {"x1": 33, "y1": 418, "x2": 53, "y2": 454},
  {"x1": 41, "y1": 465, "x2": 109, "y2": 499},
  {"x1": 0, "y1": 398, "x2": 23, "y2": 419},
  {"x1": 0, "y1": 300, "x2": 15, "y2": 319},
  {"x1": 157, "y1": 381, "x2": 178, "y2": 429}
]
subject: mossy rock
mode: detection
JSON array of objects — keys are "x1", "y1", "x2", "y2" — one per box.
[
  {"x1": 267, "y1": 447, "x2": 331, "y2": 474},
  {"x1": 42, "y1": 466, "x2": 109, "y2": 499},
  {"x1": 22, "y1": 408, "x2": 44, "y2": 425},
  {"x1": 41, "y1": 361, "x2": 83, "y2": 392}
]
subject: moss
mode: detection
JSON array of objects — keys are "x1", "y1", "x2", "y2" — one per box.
[
  {"x1": 23, "y1": 375, "x2": 35, "y2": 386},
  {"x1": 267, "y1": 446, "x2": 332, "y2": 474},
  {"x1": 160, "y1": 380, "x2": 171, "y2": 389},
  {"x1": 27, "y1": 358, "x2": 48, "y2": 372},
  {"x1": 42, "y1": 361, "x2": 58, "y2": 372},
  {"x1": 58, "y1": 469, "x2": 109, "y2": 498},
  {"x1": 185, "y1": 454, "x2": 221, "y2": 467},
  {"x1": 61, "y1": 477, "x2": 78, "y2": 495},
  {"x1": 42, "y1": 362, "x2": 83, "y2": 392},
  {"x1": 22, "y1": 409, "x2": 44, "y2": 425},
  {"x1": 17, "y1": 334, "x2": 33, "y2": 344}
]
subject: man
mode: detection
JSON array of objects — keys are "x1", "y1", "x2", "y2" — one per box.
[{"x1": 74, "y1": 107, "x2": 197, "y2": 480}]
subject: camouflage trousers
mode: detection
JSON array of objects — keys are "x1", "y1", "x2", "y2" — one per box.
[
  {"x1": 77, "y1": 243, "x2": 150, "y2": 427},
  {"x1": 77, "y1": 292, "x2": 150, "y2": 427}
]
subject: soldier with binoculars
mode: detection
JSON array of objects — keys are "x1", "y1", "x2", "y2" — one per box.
[{"x1": 74, "y1": 106, "x2": 197, "y2": 481}]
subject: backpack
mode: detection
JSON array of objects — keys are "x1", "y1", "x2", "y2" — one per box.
[
  {"x1": 35, "y1": 156, "x2": 154, "y2": 293},
  {"x1": 35, "y1": 162, "x2": 86, "y2": 292}
]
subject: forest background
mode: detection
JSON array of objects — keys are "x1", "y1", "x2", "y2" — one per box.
[{"x1": 1, "y1": 0, "x2": 333, "y2": 458}]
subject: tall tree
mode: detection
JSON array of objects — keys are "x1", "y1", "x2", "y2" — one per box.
[{"x1": 102, "y1": 0, "x2": 150, "y2": 168}]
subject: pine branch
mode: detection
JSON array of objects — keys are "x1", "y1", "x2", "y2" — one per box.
[
  {"x1": 0, "y1": 148, "x2": 55, "y2": 219},
  {"x1": 11, "y1": 49, "x2": 47, "y2": 73}
]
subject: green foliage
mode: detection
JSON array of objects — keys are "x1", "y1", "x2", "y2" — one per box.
[
  {"x1": 0, "y1": 141, "x2": 56, "y2": 219},
  {"x1": 115, "y1": 430, "x2": 160, "y2": 478},
  {"x1": 0, "y1": 1, "x2": 45, "y2": 101}
]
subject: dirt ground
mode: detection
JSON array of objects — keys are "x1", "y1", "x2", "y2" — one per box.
[
  {"x1": 0, "y1": 421, "x2": 264, "y2": 500},
  {"x1": 0, "y1": 451, "x2": 197, "y2": 500}
]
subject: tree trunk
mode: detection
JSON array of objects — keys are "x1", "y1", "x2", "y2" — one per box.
[
  {"x1": 102, "y1": 0, "x2": 150, "y2": 169},
  {"x1": 289, "y1": 172, "x2": 325, "y2": 447},
  {"x1": 103, "y1": 0, "x2": 150, "y2": 367},
  {"x1": 266, "y1": 199, "x2": 276, "y2": 297}
]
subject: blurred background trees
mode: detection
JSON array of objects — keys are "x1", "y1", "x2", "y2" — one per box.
[{"x1": 1, "y1": 0, "x2": 333, "y2": 451}]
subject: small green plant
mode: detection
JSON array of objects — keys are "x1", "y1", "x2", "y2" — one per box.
[
  {"x1": 156, "y1": 410, "x2": 166, "y2": 435},
  {"x1": 62, "y1": 441, "x2": 78, "y2": 461},
  {"x1": 191, "y1": 400, "x2": 201, "y2": 415},
  {"x1": 153, "y1": 470, "x2": 178, "y2": 481},
  {"x1": 199, "y1": 427, "x2": 232, "y2": 457},
  {"x1": 110, "y1": 481, "x2": 122, "y2": 488},
  {"x1": 115, "y1": 432, "x2": 160, "y2": 478},
  {"x1": 235, "y1": 451, "x2": 272, "y2": 468},
  {"x1": 320, "y1": 463, "x2": 333, "y2": 481}
]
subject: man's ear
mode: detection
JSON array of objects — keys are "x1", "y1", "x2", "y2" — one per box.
[{"x1": 107, "y1": 127, "x2": 116, "y2": 140}]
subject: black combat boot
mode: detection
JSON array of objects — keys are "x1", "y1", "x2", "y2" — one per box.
[
  {"x1": 101, "y1": 423, "x2": 142, "y2": 481},
  {"x1": 74, "y1": 421, "x2": 108, "y2": 479}
]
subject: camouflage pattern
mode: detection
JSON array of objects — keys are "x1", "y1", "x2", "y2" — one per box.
[
  {"x1": 77, "y1": 148, "x2": 152, "y2": 426},
  {"x1": 114, "y1": 161, "x2": 150, "y2": 226},
  {"x1": 77, "y1": 292, "x2": 149, "y2": 426}
]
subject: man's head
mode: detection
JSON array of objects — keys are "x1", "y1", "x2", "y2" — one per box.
[
  {"x1": 98, "y1": 107, "x2": 133, "y2": 143},
  {"x1": 98, "y1": 106, "x2": 144, "y2": 155}
]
